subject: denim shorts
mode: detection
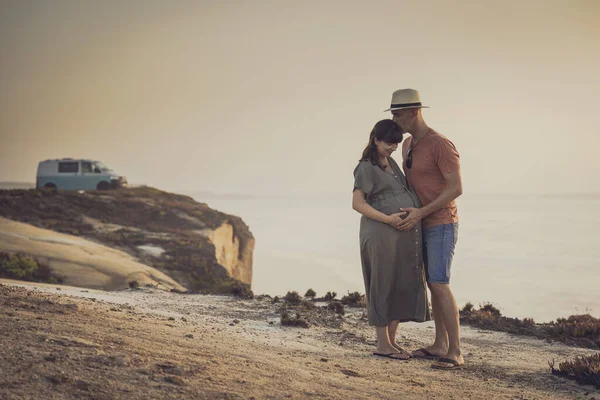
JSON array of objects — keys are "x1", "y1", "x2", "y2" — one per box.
[{"x1": 423, "y1": 223, "x2": 459, "y2": 284}]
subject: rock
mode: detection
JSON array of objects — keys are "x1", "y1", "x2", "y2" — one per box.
[
  {"x1": 155, "y1": 362, "x2": 184, "y2": 376},
  {"x1": 74, "y1": 380, "x2": 91, "y2": 391},
  {"x1": 320, "y1": 358, "x2": 328, "y2": 362},
  {"x1": 340, "y1": 369, "x2": 360, "y2": 377},
  {"x1": 184, "y1": 334, "x2": 194, "y2": 339},
  {"x1": 62, "y1": 303, "x2": 80, "y2": 312},
  {"x1": 46, "y1": 371, "x2": 69, "y2": 385},
  {"x1": 163, "y1": 376, "x2": 186, "y2": 386}
]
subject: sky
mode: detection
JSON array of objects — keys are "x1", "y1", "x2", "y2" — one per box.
[{"x1": 1, "y1": 0, "x2": 599, "y2": 195}]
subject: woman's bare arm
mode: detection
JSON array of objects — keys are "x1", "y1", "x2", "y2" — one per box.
[{"x1": 352, "y1": 189, "x2": 405, "y2": 227}]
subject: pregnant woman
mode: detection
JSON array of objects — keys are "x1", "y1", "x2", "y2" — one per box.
[{"x1": 352, "y1": 119, "x2": 430, "y2": 360}]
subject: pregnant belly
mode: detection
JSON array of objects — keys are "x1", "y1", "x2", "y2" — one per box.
[{"x1": 371, "y1": 194, "x2": 418, "y2": 215}]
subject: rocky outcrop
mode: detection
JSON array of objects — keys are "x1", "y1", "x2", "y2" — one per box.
[
  {"x1": 208, "y1": 223, "x2": 253, "y2": 286},
  {"x1": 0, "y1": 187, "x2": 254, "y2": 293},
  {"x1": 0, "y1": 217, "x2": 186, "y2": 291}
]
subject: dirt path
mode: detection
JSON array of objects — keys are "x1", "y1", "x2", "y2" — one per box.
[{"x1": 0, "y1": 280, "x2": 597, "y2": 400}]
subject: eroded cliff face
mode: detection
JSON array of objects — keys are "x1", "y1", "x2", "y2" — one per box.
[
  {"x1": 0, "y1": 187, "x2": 254, "y2": 293},
  {"x1": 208, "y1": 222, "x2": 254, "y2": 286}
]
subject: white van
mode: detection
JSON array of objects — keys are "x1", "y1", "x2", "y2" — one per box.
[{"x1": 36, "y1": 158, "x2": 127, "y2": 191}]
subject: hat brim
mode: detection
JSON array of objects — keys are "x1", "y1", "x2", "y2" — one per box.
[{"x1": 383, "y1": 105, "x2": 429, "y2": 112}]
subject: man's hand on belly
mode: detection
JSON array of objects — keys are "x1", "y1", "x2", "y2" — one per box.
[{"x1": 396, "y1": 207, "x2": 423, "y2": 231}]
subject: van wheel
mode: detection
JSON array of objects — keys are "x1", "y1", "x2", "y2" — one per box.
[
  {"x1": 44, "y1": 183, "x2": 57, "y2": 190},
  {"x1": 96, "y1": 181, "x2": 110, "y2": 191}
]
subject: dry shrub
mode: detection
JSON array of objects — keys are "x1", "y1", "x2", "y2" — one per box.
[
  {"x1": 280, "y1": 309, "x2": 310, "y2": 328},
  {"x1": 460, "y1": 303, "x2": 600, "y2": 349},
  {"x1": 550, "y1": 353, "x2": 600, "y2": 389},
  {"x1": 283, "y1": 291, "x2": 302, "y2": 306},
  {"x1": 327, "y1": 301, "x2": 345, "y2": 316},
  {"x1": 341, "y1": 291, "x2": 365, "y2": 308}
]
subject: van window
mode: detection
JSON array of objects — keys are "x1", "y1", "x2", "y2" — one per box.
[
  {"x1": 81, "y1": 162, "x2": 93, "y2": 173},
  {"x1": 58, "y1": 161, "x2": 79, "y2": 173}
]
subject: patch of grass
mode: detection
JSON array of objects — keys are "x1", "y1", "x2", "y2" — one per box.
[
  {"x1": 0, "y1": 252, "x2": 64, "y2": 284},
  {"x1": 550, "y1": 353, "x2": 600, "y2": 389}
]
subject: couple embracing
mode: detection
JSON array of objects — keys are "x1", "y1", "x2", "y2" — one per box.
[{"x1": 352, "y1": 89, "x2": 464, "y2": 370}]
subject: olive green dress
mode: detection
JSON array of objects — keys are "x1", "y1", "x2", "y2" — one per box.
[{"x1": 353, "y1": 157, "x2": 431, "y2": 326}]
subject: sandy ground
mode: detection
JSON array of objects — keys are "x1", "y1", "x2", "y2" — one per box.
[
  {"x1": 0, "y1": 217, "x2": 185, "y2": 291},
  {"x1": 1, "y1": 279, "x2": 598, "y2": 400}
]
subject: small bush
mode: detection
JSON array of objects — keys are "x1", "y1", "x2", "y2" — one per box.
[
  {"x1": 324, "y1": 291, "x2": 337, "y2": 301},
  {"x1": 255, "y1": 294, "x2": 272, "y2": 301},
  {"x1": 280, "y1": 309, "x2": 310, "y2": 328},
  {"x1": 341, "y1": 291, "x2": 365, "y2": 308},
  {"x1": 480, "y1": 302, "x2": 501, "y2": 317},
  {"x1": 327, "y1": 301, "x2": 345, "y2": 315},
  {"x1": 230, "y1": 283, "x2": 254, "y2": 299},
  {"x1": 0, "y1": 252, "x2": 64, "y2": 284},
  {"x1": 299, "y1": 300, "x2": 316, "y2": 311},
  {"x1": 304, "y1": 289, "x2": 316, "y2": 298},
  {"x1": 460, "y1": 302, "x2": 474, "y2": 314},
  {"x1": 284, "y1": 291, "x2": 301, "y2": 306},
  {"x1": 272, "y1": 296, "x2": 280, "y2": 304},
  {"x1": 128, "y1": 280, "x2": 139, "y2": 289}
]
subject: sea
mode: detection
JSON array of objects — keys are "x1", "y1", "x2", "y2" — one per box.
[{"x1": 185, "y1": 191, "x2": 599, "y2": 323}]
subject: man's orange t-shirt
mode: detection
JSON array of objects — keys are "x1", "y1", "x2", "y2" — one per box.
[{"x1": 401, "y1": 130, "x2": 460, "y2": 229}]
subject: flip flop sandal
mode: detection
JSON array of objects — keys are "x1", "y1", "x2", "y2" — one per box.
[
  {"x1": 373, "y1": 352, "x2": 411, "y2": 361},
  {"x1": 411, "y1": 348, "x2": 439, "y2": 360},
  {"x1": 431, "y1": 357, "x2": 464, "y2": 370}
]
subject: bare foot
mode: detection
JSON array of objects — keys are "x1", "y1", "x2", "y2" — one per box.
[
  {"x1": 440, "y1": 351, "x2": 464, "y2": 365},
  {"x1": 373, "y1": 346, "x2": 411, "y2": 360},
  {"x1": 431, "y1": 353, "x2": 465, "y2": 370}
]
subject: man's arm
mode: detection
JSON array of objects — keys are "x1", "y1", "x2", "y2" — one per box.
[{"x1": 396, "y1": 168, "x2": 462, "y2": 231}]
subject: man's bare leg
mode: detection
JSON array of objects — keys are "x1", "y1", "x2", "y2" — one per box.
[
  {"x1": 412, "y1": 289, "x2": 449, "y2": 357},
  {"x1": 429, "y1": 283, "x2": 463, "y2": 365}
]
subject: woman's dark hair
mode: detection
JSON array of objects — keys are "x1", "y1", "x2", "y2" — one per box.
[{"x1": 359, "y1": 119, "x2": 403, "y2": 167}]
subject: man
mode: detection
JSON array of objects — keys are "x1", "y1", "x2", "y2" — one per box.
[{"x1": 385, "y1": 88, "x2": 464, "y2": 370}]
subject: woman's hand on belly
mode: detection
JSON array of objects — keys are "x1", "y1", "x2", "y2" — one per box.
[{"x1": 386, "y1": 212, "x2": 408, "y2": 229}]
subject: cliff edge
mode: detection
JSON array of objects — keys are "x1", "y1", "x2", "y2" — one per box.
[{"x1": 0, "y1": 187, "x2": 254, "y2": 293}]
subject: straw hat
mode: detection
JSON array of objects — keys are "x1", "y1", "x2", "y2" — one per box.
[{"x1": 383, "y1": 88, "x2": 429, "y2": 112}]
